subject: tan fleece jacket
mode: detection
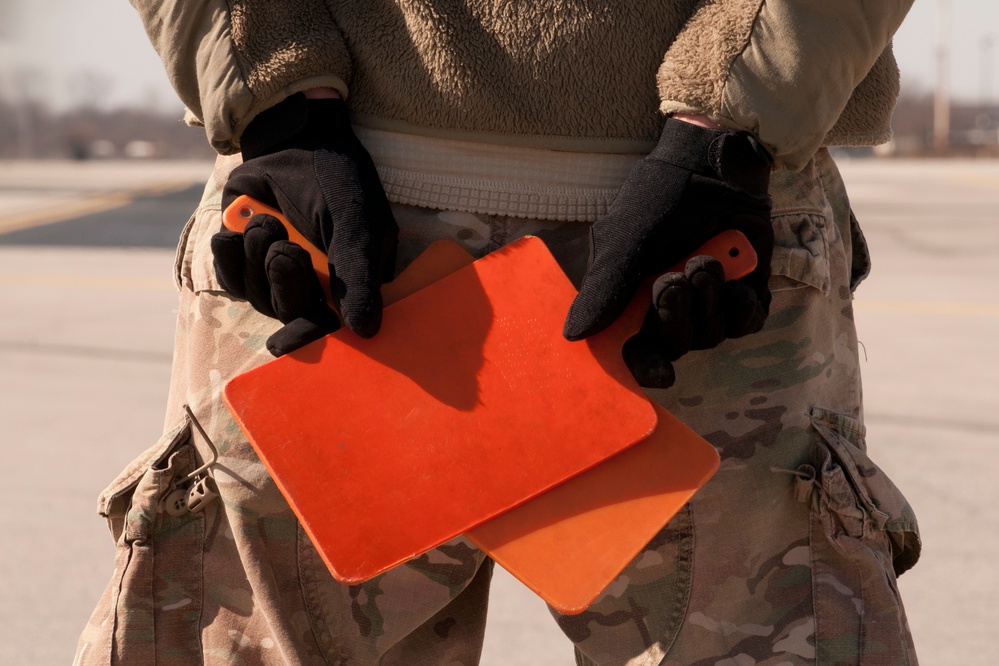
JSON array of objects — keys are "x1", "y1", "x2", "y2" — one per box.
[{"x1": 132, "y1": 0, "x2": 912, "y2": 172}]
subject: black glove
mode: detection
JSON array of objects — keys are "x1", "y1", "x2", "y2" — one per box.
[
  {"x1": 212, "y1": 93, "x2": 398, "y2": 356},
  {"x1": 563, "y1": 118, "x2": 774, "y2": 388}
]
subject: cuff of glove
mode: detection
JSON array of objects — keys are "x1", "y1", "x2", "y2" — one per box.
[
  {"x1": 652, "y1": 118, "x2": 773, "y2": 195},
  {"x1": 240, "y1": 94, "x2": 351, "y2": 160}
]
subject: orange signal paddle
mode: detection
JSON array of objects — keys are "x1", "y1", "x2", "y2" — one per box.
[
  {"x1": 465, "y1": 403, "x2": 718, "y2": 614},
  {"x1": 221, "y1": 196, "x2": 751, "y2": 601}
]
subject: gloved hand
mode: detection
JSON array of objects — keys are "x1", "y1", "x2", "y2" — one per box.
[
  {"x1": 563, "y1": 117, "x2": 774, "y2": 388},
  {"x1": 212, "y1": 93, "x2": 398, "y2": 356}
]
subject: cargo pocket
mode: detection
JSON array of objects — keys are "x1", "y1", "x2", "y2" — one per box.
[
  {"x1": 768, "y1": 160, "x2": 833, "y2": 295},
  {"x1": 175, "y1": 155, "x2": 240, "y2": 295},
  {"x1": 793, "y1": 408, "x2": 920, "y2": 665},
  {"x1": 176, "y1": 204, "x2": 227, "y2": 296},
  {"x1": 848, "y1": 210, "x2": 872, "y2": 293},
  {"x1": 95, "y1": 417, "x2": 207, "y2": 664},
  {"x1": 769, "y1": 210, "x2": 831, "y2": 294}
]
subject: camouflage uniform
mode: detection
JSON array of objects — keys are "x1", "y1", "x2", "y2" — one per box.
[{"x1": 76, "y1": 148, "x2": 919, "y2": 665}]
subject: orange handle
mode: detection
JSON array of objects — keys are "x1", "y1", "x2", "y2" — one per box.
[
  {"x1": 666, "y1": 228, "x2": 756, "y2": 278},
  {"x1": 223, "y1": 195, "x2": 338, "y2": 311},
  {"x1": 595, "y1": 229, "x2": 759, "y2": 350},
  {"x1": 223, "y1": 195, "x2": 477, "y2": 314},
  {"x1": 224, "y1": 195, "x2": 759, "y2": 343}
]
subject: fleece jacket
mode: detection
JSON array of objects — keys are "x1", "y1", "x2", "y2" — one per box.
[{"x1": 132, "y1": 0, "x2": 913, "y2": 213}]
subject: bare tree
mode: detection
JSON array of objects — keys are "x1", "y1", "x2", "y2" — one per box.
[
  {"x1": 0, "y1": 0, "x2": 20, "y2": 40},
  {"x1": 69, "y1": 70, "x2": 114, "y2": 111}
]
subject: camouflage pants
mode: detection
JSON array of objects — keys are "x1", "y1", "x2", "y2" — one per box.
[{"x1": 76, "y1": 149, "x2": 920, "y2": 665}]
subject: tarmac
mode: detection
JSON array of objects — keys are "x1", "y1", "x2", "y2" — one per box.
[{"x1": 0, "y1": 156, "x2": 996, "y2": 665}]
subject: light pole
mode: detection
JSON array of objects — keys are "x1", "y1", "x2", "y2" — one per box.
[
  {"x1": 982, "y1": 35, "x2": 994, "y2": 107},
  {"x1": 934, "y1": 0, "x2": 951, "y2": 155},
  {"x1": 0, "y1": 0, "x2": 35, "y2": 158}
]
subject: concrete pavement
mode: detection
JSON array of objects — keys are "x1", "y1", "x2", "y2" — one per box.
[
  {"x1": 833, "y1": 157, "x2": 999, "y2": 664},
  {"x1": 0, "y1": 160, "x2": 214, "y2": 238},
  {"x1": 0, "y1": 157, "x2": 996, "y2": 664},
  {"x1": 0, "y1": 159, "x2": 571, "y2": 665},
  {"x1": 0, "y1": 161, "x2": 212, "y2": 666}
]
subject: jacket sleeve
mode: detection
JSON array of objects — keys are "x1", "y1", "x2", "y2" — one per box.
[
  {"x1": 658, "y1": 0, "x2": 914, "y2": 170},
  {"x1": 130, "y1": 0, "x2": 352, "y2": 154}
]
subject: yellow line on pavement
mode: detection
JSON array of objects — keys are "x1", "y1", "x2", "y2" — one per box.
[
  {"x1": 951, "y1": 174, "x2": 999, "y2": 190},
  {"x1": 0, "y1": 272, "x2": 175, "y2": 291},
  {"x1": 0, "y1": 192, "x2": 136, "y2": 235},
  {"x1": 854, "y1": 299, "x2": 999, "y2": 317},
  {"x1": 4, "y1": 281, "x2": 995, "y2": 311},
  {"x1": 0, "y1": 179, "x2": 198, "y2": 235}
]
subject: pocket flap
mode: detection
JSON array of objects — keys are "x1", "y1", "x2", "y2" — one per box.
[
  {"x1": 770, "y1": 212, "x2": 831, "y2": 294},
  {"x1": 810, "y1": 408, "x2": 921, "y2": 575},
  {"x1": 97, "y1": 416, "x2": 192, "y2": 518}
]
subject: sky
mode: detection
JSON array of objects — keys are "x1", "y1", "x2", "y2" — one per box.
[{"x1": 1, "y1": 0, "x2": 997, "y2": 112}]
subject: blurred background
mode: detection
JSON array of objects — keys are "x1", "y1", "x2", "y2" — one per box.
[
  {"x1": 1, "y1": 0, "x2": 998, "y2": 159},
  {"x1": 0, "y1": 1, "x2": 996, "y2": 665},
  {"x1": 0, "y1": 0, "x2": 210, "y2": 161}
]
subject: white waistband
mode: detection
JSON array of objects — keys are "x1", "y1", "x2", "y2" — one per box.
[{"x1": 354, "y1": 127, "x2": 642, "y2": 222}]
